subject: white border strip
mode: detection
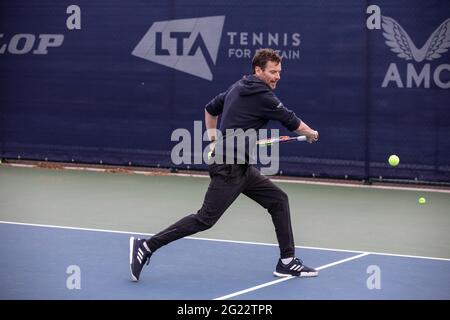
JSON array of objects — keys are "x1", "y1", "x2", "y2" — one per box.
[
  {"x1": 6, "y1": 163, "x2": 35, "y2": 168},
  {"x1": 214, "y1": 253, "x2": 370, "y2": 300},
  {"x1": 5, "y1": 162, "x2": 450, "y2": 194},
  {"x1": 172, "y1": 173, "x2": 450, "y2": 194},
  {"x1": 1, "y1": 220, "x2": 449, "y2": 261}
]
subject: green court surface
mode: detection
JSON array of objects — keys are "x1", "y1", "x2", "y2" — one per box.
[{"x1": 1, "y1": 164, "x2": 449, "y2": 259}]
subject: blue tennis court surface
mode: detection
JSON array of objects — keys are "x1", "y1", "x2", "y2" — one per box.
[{"x1": 0, "y1": 222, "x2": 449, "y2": 299}]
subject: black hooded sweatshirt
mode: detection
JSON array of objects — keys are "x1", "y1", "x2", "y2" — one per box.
[{"x1": 205, "y1": 74, "x2": 301, "y2": 164}]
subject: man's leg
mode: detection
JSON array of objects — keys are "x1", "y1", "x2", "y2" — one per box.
[
  {"x1": 242, "y1": 166, "x2": 318, "y2": 277},
  {"x1": 146, "y1": 167, "x2": 246, "y2": 252},
  {"x1": 130, "y1": 165, "x2": 248, "y2": 281},
  {"x1": 242, "y1": 166, "x2": 294, "y2": 258}
]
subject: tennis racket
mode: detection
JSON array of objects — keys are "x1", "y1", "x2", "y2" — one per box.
[{"x1": 256, "y1": 135, "x2": 307, "y2": 146}]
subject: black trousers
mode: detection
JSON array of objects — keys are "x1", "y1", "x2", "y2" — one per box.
[{"x1": 146, "y1": 164, "x2": 295, "y2": 258}]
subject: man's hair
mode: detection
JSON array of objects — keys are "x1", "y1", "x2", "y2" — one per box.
[{"x1": 252, "y1": 48, "x2": 282, "y2": 73}]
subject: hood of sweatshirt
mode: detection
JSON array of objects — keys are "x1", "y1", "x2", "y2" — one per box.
[{"x1": 238, "y1": 74, "x2": 272, "y2": 96}]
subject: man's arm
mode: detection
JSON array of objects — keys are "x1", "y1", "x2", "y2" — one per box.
[
  {"x1": 295, "y1": 121, "x2": 319, "y2": 144},
  {"x1": 205, "y1": 109, "x2": 218, "y2": 150},
  {"x1": 205, "y1": 109, "x2": 218, "y2": 140}
]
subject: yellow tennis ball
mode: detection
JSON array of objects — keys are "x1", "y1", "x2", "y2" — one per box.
[
  {"x1": 388, "y1": 155, "x2": 400, "y2": 167},
  {"x1": 418, "y1": 197, "x2": 426, "y2": 204}
]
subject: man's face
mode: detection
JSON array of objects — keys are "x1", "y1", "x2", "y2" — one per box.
[{"x1": 255, "y1": 61, "x2": 281, "y2": 90}]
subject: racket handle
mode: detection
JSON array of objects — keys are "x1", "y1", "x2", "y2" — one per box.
[{"x1": 297, "y1": 136, "x2": 307, "y2": 142}]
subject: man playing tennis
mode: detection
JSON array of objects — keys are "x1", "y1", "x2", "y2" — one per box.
[{"x1": 130, "y1": 48, "x2": 319, "y2": 281}]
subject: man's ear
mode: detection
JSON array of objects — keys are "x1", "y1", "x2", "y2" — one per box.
[{"x1": 254, "y1": 66, "x2": 263, "y2": 75}]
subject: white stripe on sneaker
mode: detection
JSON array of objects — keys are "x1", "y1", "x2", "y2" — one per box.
[{"x1": 143, "y1": 241, "x2": 151, "y2": 252}]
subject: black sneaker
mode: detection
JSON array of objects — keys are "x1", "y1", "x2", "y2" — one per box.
[
  {"x1": 129, "y1": 237, "x2": 152, "y2": 282},
  {"x1": 273, "y1": 258, "x2": 318, "y2": 277}
]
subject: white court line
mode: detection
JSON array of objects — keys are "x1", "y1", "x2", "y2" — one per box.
[
  {"x1": 0, "y1": 220, "x2": 153, "y2": 236},
  {"x1": 5, "y1": 162, "x2": 450, "y2": 194},
  {"x1": 315, "y1": 252, "x2": 370, "y2": 270},
  {"x1": 214, "y1": 252, "x2": 370, "y2": 300},
  {"x1": 1, "y1": 220, "x2": 449, "y2": 262}
]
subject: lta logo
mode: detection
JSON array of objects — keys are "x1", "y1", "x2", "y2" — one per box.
[
  {"x1": 132, "y1": 16, "x2": 225, "y2": 81},
  {"x1": 367, "y1": 5, "x2": 450, "y2": 89}
]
